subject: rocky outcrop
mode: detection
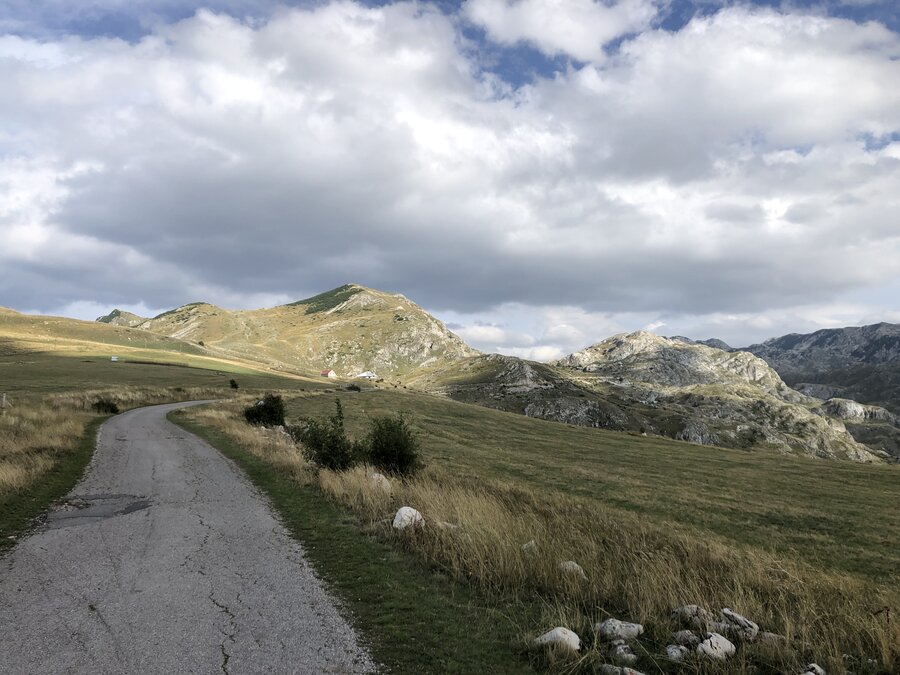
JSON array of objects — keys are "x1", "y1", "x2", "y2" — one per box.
[
  {"x1": 95, "y1": 309, "x2": 147, "y2": 328},
  {"x1": 818, "y1": 398, "x2": 897, "y2": 424}
]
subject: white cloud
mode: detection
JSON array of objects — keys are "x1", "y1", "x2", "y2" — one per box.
[
  {"x1": 0, "y1": 3, "x2": 898, "y2": 350},
  {"x1": 463, "y1": 0, "x2": 659, "y2": 62}
]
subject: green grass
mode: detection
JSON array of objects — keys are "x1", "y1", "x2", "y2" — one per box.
[
  {"x1": 288, "y1": 389, "x2": 900, "y2": 583},
  {"x1": 171, "y1": 412, "x2": 536, "y2": 674},
  {"x1": 0, "y1": 416, "x2": 105, "y2": 553},
  {"x1": 288, "y1": 284, "x2": 362, "y2": 314}
]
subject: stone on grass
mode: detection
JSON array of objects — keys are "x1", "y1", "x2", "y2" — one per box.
[
  {"x1": 558, "y1": 560, "x2": 588, "y2": 580},
  {"x1": 696, "y1": 632, "x2": 736, "y2": 661},
  {"x1": 611, "y1": 643, "x2": 639, "y2": 666},
  {"x1": 595, "y1": 618, "x2": 644, "y2": 641},
  {"x1": 534, "y1": 627, "x2": 580, "y2": 652},
  {"x1": 599, "y1": 666, "x2": 645, "y2": 675},
  {"x1": 801, "y1": 665, "x2": 826, "y2": 675},
  {"x1": 672, "y1": 604, "x2": 715, "y2": 629},
  {"x1": 672, "y1": 630, "x2": 701, "y2": 647},
  {"x1": 392, "y1": 506, "x2": 424, "y2": 531},
  {"x1": 369, "y1": 472, "x2": 391, "y2": 494},
  {"x1": 522, "y1": 539, "x2": 537, "y2": 555},
  {"x1": 758, "y1": 631, "x2": 787, "y2": 647},
  {"x1": 666, "y1": 645, "x2": 689, "y2": 662},
  {"x1": 721, "y1": 608, "x2": 759, "y2": 641}
]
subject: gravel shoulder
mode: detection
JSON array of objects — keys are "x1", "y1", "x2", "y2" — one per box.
[{"x1": 0, "y1": 401, "x2": 374, "y2": 675}]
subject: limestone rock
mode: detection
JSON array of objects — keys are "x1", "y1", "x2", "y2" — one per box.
[
  {"x1": 672, "y1": 629, "x2": 701, "y2": 647},
  {"x1": 610, "y1": 643, "x2": 638, "y2": 666},
  {"x1": 369, "y1": 472, "x2": 391, "y2": 494},
  {"x1": 800, "y1": 665, "x2": 826, "y2": 675},
  {"x1": 558, "y1": 560, "x2": 588, "y2": 580},
  {"x1": 534, "y1": 627, "x2": 580, "y2": 652},
  {"x1": 522, "y1": 539, "x2": 537, "y2": 555},
  {"x1": 599, "y1": 666, "x2": 645, "y2": 675},
  {"x1": 392, "y1": 506, "x2": 423, "y2": 531},
  {"x1": 757, "y1": 631, "x2": 786, "y2": 646},
  {"x1": 696, "y1": 632, "x2": 736, "y2": 661},
  {"x1": 666, "y1": 645, "x2": 689, "y2": 661},
  {"x1": 672, "y1": 605, "x2": 715, "y2": 629},
  {"x1": 595, "y1": 618, "x2": 644, "y2": 641}
]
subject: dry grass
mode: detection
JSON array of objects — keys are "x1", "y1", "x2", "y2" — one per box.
[
  {"x1": 0, "y1": 386, "x2": 228, "y2": 498},
  {"x1": 182, "y1": 399, "x2": 899, "y2": 674}
]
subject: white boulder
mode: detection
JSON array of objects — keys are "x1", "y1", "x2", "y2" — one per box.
[
  {"x1": 534, "y1": 627, "x2": 580, "y2": 652},
  {"x1": 696, "y1": 632, "x2": 736, "y2": 661},
  {"x1": 721, "y1": 608, "x2": 759, "y2": 641},
  {"x1": 369, "y1": 472, "x2": 392, "y2": 494},
  {"x1": 559, "y1": 560, "x2": 588, "y2": 580},
  {"x1": 599, "y1": 666, "x2": 645, "y2": 675},
  {"x1": 392, "y1": 506, "x2": 424, "y2": 531},
  {"x1": 801, "y1": 665, "x2": 826, "y2": 675},
  {"x1": 595, "y1": 618, "x2": 644, "y2": 641},
  {"x1": 611, "y1": 643, "x2": 638, "y2": 666},
  {"x1": 672, "y1": 604, "x2": 715, "y2": 629},
  {"x1": 666, "y1": 645, "x2": 689, "y2": 662}
]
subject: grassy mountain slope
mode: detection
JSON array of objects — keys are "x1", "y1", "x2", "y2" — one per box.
[{"x1": 131, "y1": 284, "x2": 478, "y2": 379}]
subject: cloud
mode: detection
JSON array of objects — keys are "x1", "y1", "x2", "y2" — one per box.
[
  {"x1": 463, "y1": 0, "x2": 659, "y2": 62},
  {"x1": 0, "y1": 2, "x2": 899, "y2": 353}
]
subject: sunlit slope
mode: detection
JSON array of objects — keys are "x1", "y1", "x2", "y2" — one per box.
[
  {"x1": 131, "y1": 284, "x2": 478, "y2": 379},
  {"x1": 0, "y1": 307, "x2": 323, "y2": 394}
]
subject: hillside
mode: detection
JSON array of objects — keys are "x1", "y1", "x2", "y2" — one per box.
[
  {"x1": 419, "y1": 331, "x2": 886, "y2": 462},
  {"x1": 122, "y1": 284, "x2": 478, "y2": 379}
]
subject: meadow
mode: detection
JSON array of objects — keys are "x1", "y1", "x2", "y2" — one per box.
[{"x1": 177, "y1": 389, "x2": 900, "y2": 674}]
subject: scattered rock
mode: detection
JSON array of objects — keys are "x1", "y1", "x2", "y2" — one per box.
[
  {"x1": 610, "y1": 643, "x2": 639, "y2": 666},
  {"x1": 672, "y1": 604, "x2": 715, "y2": 629},
  {"x1": 757, "y1": 631, "x2": 786, "y2": 646},
  {"x1": 369, "y1": 472, "x2": 391, "y2": 494},
  {"x1": 558, "y1": 560, "x2": 588, "y2": 580},
  {"x1": 522, "y1": 539, "x2": 537, "y2": 555},
  {"x1": 665, "y1": 645, "x2": 689, "y2": 662},
  {"x1": 721, "y1": 608, "x2": 759, "y2": 641},
  {"x1": 534, "y1": 627, "x2": 580, "y2": 652},
  {"x1": 392, "y1": 506, "x2": 424, "y2": 531},
  {"x1": 696, "y1": 632, "x2": 736, "y2": 661},
  {"x1": 800, "y1": 665, "x2": 826, "y2": 675},
  {"x1": 595, "y1": 618, "x2": 644, "y2": 641},
  {"x1": 599, "y1": 666, "x2": 645, "y2": 675},
  {"x1": 672, "y1": 629, "x2": 701, "y2": 647}
]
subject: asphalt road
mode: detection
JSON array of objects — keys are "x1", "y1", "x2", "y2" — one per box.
[{"x1": 0, "y1": 401, "x2": 375, "y2": 674}]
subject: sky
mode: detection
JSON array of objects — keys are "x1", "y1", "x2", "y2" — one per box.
[{"x1": 1, "y1": 0, "x2": 898, "y2": 359}]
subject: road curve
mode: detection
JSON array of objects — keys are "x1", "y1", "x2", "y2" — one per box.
[{"x1": 0, "y1": 401, "x2": 375, "y2": 675}]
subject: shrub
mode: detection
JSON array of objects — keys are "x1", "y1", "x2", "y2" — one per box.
[
  {"x1": 229, "y1": 379, "x2": 239, "y2": 389},
  {"x1": 346, "y1": 383, "x2": 361, "y2": 392},
  {"x1": 293, "y1": 399, "x2": 361, "y2": 471},
  {"x1": 243, "y1": 393, "x2": 285, "y2": 427},
  {"x1": 91, "y1": 398, "x2": 120, "y2": 414},
  {"x1": 364, "y1": 414, "x2": 422, "y2": 476}
]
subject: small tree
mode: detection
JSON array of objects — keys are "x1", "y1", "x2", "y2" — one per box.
[
  {"x1": 91, "y1": 398, "x2": 120, "y2": 414},
  {"x1": 243, "y1": 393, "x2": 285, "y2": 426},
  {"x1": 229, "y1": 379, "x2": 239, "y2": 389},
  {"x1": 293, "y1": 399, "x2": 361, "y2": 471},
  {"x1": 364, "y1": 414, "x2": 422, "y2": 476}
]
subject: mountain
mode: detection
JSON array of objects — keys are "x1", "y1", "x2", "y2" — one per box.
[
  {"x1": 96, "y1": 309, "x2": 147, "y2": 327},
  {"x1": 741, "y1": 322, "x2": 900, "y2": 457},
  {"x1": 419, "y1": 331, "x2": 886, "y2": 462},
  {"x1": 105, "y1": 284, "x2": 478, "y2": 379}
]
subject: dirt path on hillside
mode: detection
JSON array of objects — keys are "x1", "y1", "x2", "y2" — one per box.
[{"x1": 0, "y1": 401, "x2": 374, "y2": 674}]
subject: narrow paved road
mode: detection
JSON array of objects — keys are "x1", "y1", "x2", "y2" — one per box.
[{"x1": 0, "y1": 401, "x2": 375, "y2": 674}]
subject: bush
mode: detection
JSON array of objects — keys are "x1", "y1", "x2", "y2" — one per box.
[
  {"x1": 346, "y1": 383, "x2": 361, "y2": 392},
  {"x1": 229, "y1": 379, "x2": 239, "y2": 389},
  {"x1": 365, "y1": 414, "x2": 422, "y2": 476},
  {"x1": 293, "y1": 399, "x2": 361, "y2": 471},
  {"x1": 243, "y1": 393, "x2": 285, "y2": 427},
  {"x1": 91, "y1": 398, "x2": 120, "y2": 414}
]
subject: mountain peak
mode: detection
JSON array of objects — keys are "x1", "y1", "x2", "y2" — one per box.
[{"x1": 95, "y1": 308, "x2": 146, "y2": 327}]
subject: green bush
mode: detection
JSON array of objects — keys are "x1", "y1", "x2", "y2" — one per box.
[
  {"x1": 346, "y1": 383, "x2": 361, "y2": 392},
  {"x1": 91, "y1": 398, "x2": 119, "y2": 414},
  {"x1": 244, "y1": 393, "x2": 285, "y2": 427},
  {"x1": 229, "y1": 379, "x2": 239, "y2": 389},
  {"x1": 292, "y1": 399, "x2": 362, "y2": 471},
  {"x1": 365, "y1": 414, "x2": 422, "y2": 476}
]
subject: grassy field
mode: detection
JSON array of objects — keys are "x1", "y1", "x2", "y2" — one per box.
[{"x1": 288, "y1": 389, "x2": 900, "y2": 583}]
